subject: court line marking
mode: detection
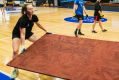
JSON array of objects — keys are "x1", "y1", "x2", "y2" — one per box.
[
  {"x1": 0, "y1": 70, "x2": 21, "y2": 80},
  {"x1": 0, "y1": 70, "x2": 11, "y2": 77}
]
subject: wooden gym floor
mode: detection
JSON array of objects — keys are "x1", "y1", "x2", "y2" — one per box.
[{"x1": 0, "y1": 7, "x2": 119, "y2": 80}]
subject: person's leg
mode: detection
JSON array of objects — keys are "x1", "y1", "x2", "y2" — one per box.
[
  {"x1": 28, "y1": 34, "x2": 38, "y2": 42},
  {"x1": 12, "y1": 38, "x2": 21, "y2": 58},
  {"x1": 77, "y1": 20, "x2": 84, "y2": 35},
  {"x1": 48, "y1": 0, "x2": 51, "y2": 7},
  {"x1": 98, "y1": 20, "x2": 103, "y2": 30},
  {"x1": 92, "y1": 20, "x2": 98, "y2": 33},
  {"x1": 99, "y1": 20, "x2": 107, "y2": 32},
  {"x1": 11, "y1": 38, "x2": 21, "y2": 79},
  {"x1": 2, "y1": 7, "x2": 6, "y2": 21},
  {"x1": 2, "y1": 7, "x2": 5, "y2": 15},
  {"x1": 74, "y1": 19, "x2": 83, "y2": 37},
  {"x1": 74, "y1": 15, "x2": 84, "y2": 37},
  {"x1": 1, "y1": 7, "x2": 3, "y2": 14},
  {"x1": 77, "y1": 20, "x2": 83, "y2": 29},
  {"x1": 52, "y1": 0, "x2": 54, "y2": 7},
  {"x1": 92, "y1": 16, "x2": 100, "y2": 33}
]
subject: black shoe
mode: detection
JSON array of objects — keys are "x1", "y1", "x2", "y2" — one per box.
[
  {"x1": 102, "y1": 29, "x2": 107, "y2": 32},
  {"x1": 74, "y1": 30, "x2": 78, "y2": 37},
  {"x1": 78, "y1": 32, "x2": 84, "y2": 35},
  {"x1": 92, "y1": 30, "x2": 97, "y2": 33}
]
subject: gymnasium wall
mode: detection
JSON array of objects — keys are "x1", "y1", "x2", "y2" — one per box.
[
  {"x1": 59, "y1": 0, "x2": 119, "y2": 12},
  {"x1": 113, "y1": 0, "x2": 119, "y2": 3},
  {"x1": 60, "y1": 0, "x2": 111, "y2": 3}
]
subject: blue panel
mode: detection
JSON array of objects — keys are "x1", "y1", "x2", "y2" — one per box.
[
  {"x1": 0, "y1": 72, "x2": 12, "y2": 80},
  {"x1": 64, "y1": 16, "x2": 107, "y2": 23}
]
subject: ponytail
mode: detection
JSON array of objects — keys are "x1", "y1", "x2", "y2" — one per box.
[{"x1": 21, "y1": 4, "x2": 28, "y2": 15}]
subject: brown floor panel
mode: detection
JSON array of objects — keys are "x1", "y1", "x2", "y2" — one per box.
[{"x1": 7, "y1": 34, "x2": 119, "y2": 80}]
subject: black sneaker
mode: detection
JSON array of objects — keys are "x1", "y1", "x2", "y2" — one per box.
[
  {"x1": 74, "y1": 30, "x2": 78, "y2": 37},
  {"x1": 78, "y1": 32, "x2": 84, "y2": 35},
  {"x1": 92, "y1": 30, "x2": 97, "y2": 33},
  {"x1": 102, "y1": 29, "x2": 107, "y2": 32}
]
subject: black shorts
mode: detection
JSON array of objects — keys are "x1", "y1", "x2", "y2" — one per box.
[
  {"x1": 74, "y1": 15, "x2": 84, "y2": 21},
  {"x1": 0, "y1": 4, "x2": 4, "y2": 7},
  {"x1": 12, "y1": 32, "x2": 33, "y2": 39},
  {"x1": 94, "y1": 15, "x2": 101, "y2": 21}
]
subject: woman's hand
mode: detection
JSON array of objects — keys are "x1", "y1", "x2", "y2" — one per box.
[{"x1": 46, "y1": 32, "x2": 52, "y2": 34}]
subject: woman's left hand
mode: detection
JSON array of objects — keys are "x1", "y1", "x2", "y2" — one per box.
[{"x1": 46, "y1": 32, "x2": 52, "y2": 34}]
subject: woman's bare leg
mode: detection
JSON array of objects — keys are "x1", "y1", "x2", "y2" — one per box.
[{"x1": 11, "y1": 38, "x2": 21, "y2": 79}]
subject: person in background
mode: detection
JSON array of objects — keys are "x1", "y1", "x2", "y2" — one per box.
[
  {"x1": 92, "y1": 0, "x2": 107, "y2": 33},
  {"x1": 73, "y1": 0, "x2": 88, "y2": 37},
  {"x1": 0, "y1": 0, "x2": 6, "y2": 20}
]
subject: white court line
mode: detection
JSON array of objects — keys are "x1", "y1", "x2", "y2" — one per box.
[
  {"x1": 0, "y1": 70, "x2": 11, "y2": 77},
  {"x1": 0, "y1": 70, "x2": 20, "y2": 80}
]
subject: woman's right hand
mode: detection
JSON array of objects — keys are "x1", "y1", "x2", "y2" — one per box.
[{"x1": 46, "y1": 32, "x2": 52, "y2": 34}]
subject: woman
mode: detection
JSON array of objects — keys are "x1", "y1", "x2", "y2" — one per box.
[
  {"x1": 73, "y1": 0, "x2": 88, "y2": 37},
  {"x1": 92, "y1": 0, "x2": 107, "y2": 33},
  {"x1": 0, "y1": 0, "x2": 5, "y2": 19},
  {"x1": 11, "y1": 4, "x2": 51, "y2": 79}
]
